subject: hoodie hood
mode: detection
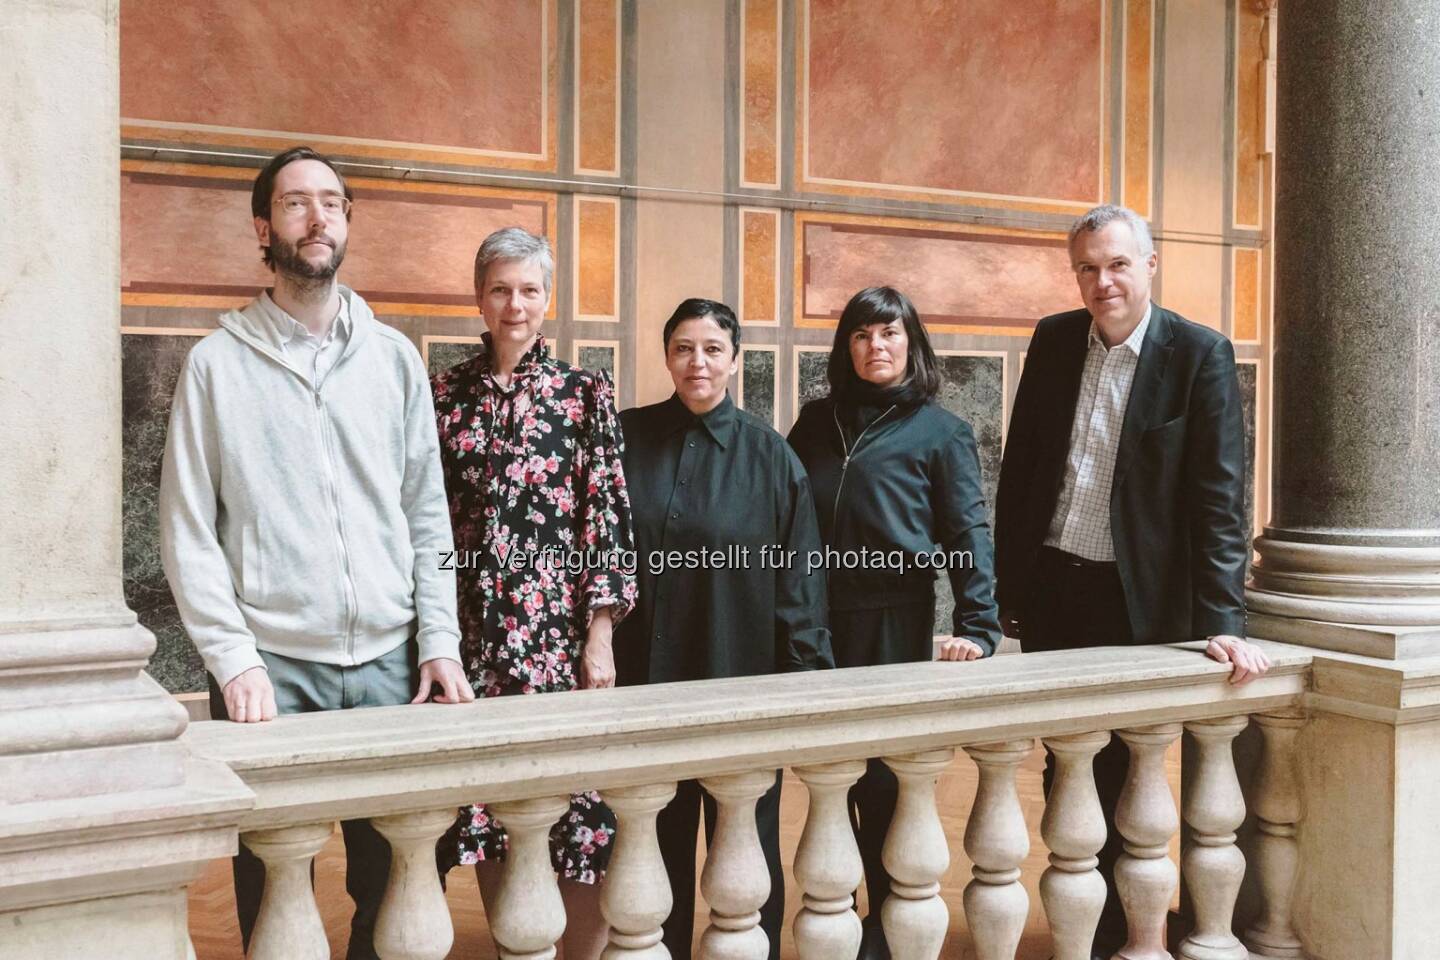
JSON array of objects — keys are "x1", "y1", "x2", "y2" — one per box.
[{"x1": 218, "y1": 285, "x2": 374, "y2": 378}]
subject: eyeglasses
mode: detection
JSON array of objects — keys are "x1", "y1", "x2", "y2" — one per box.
[{"x1": 273, "y1": 193, "x2": 352, "y2": 218}]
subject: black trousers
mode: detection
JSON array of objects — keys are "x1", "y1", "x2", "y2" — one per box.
[
  {"x1": 207, "y1": 645, "x2": 417, "y2": 960},
  {"x1": 830, "y1": 599, "x2": 937, "y2": 929},
  {"x1": 1023, "y1": 545, "x2": 1134, "y2": 949},
  {"x1": 657, "y1": 773, "x2": 785, "y2": 960},
  {"x1": 849, "y1": 758, "x2": 899, "y2": 922}
]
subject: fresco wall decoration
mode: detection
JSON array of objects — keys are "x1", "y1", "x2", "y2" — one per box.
[
  {"x1": 121, "y1": 0, "x2": 560, "y2": 171},
  {"x1": 797, "y1": 216, "x2": 1078, "y2": 336},
  {"x1": 119, "y1": 0, "x2": 1271, "y2": 687},
  {"x1": 739, "y1": 207, "x2": 781, "y2": 326},
  {"x1": 121, "y1": 162, "x2": 557, "y2": 317},
  {"x1": 801, "y1": 0, "x2": 1107, "y2": 208}
]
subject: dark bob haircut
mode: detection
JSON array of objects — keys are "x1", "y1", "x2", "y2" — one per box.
[
  {"x1": 250, "y1": 146, "x2": 354, "y2": 268},
  {"x1": 661, "y1": 298, "x2": 741, "y2": 355},
  {"x1": 826, "y1": 286, "x2": 940, "y2": 401}
]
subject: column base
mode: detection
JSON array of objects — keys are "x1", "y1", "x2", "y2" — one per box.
[
  {"x1": 1246, "y1": 536, "x2": 1440, "y2": 658},
  {"x1": 0, "y1": 618, "x2": 191, "y2": 804},
  {"x1": 0, "y1": 616, "x2": 252, "y2": 958},
  {"x1": 1247, "y1": 612, "x2": 1440, "y2": 660}
]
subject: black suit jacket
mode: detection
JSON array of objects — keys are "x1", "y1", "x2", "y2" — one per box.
[{"x1": 995, "y1": 305, "x2": 1247, "y2": 645}]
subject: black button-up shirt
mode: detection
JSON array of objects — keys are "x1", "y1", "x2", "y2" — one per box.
[{"x1": 615, "y1": 394, "x2": 833, "y2": 685}]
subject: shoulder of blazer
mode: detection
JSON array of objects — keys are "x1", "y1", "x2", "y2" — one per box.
[
  {"x1": 1033, "y1": 308, "x2": 1092, "y2": 352},
  {"x1": 1152, "y1": 305, "x2": 1227, "y2": 357}
]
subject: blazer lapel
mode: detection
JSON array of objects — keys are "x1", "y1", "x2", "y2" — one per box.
[{"x1": 1112, "y1": 305, "x2": 1175, "y2": 495}]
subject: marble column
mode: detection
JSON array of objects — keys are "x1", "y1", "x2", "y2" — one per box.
[
  {"x1": 0, "y1": 3, "x2": 250, "y2": 957},
  {"x1": 1246, "y1": 0, "x2": 1440, "y2": 657}
]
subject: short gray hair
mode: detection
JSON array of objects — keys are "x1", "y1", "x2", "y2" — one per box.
[
  {"x1": 474, "y1": 227, "x2": 555, "y2": 293},
  {"x1": 1068, "y1": 204, "x2": 1155, "y2": 258}
]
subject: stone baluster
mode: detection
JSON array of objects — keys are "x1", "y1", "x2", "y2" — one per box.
[
  {"x1": 963, "y1": 740, "x2": 1033, "y2": 960},
  {"x1": 371, "y1": 808, "x2": 458, "y2": 960},
  {"x1": 1114, "y1": 724, "x2": 1182, "y2": 960},
  {"x1": 792, "y1": 760, "x2": 867, "y2": 960},
  {"x1": 881, "y1": 749, "x2": 955, "y2": 960},
  {"x1": 697, "y1": 769, "x2": 776, "y2": 960},
  {"x1": 1040, "y1": 731, "x2": 1111, "y2": 960},
  {"x1": 1178, "y1": 716, "x2": 1250, "y2": 960},
  {"x1": 1243, "y1": 710, "x2": 1307, "y2": 959},
  {"x1": 601, "y1": 782, "x2": 678, "y2": 960},
  {"x1": 242, "y1": 822, "x2": 335, "y2": 960},
  {"x1": 489, "y1": 796, "x2": 571, "y2": 960}
]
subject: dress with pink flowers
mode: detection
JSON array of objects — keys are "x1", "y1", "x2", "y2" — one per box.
[{"x1": 432, "y1": 334, "x2": 637, "y2": 882}]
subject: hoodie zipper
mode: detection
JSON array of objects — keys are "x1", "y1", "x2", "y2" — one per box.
[
  {"x1": 830, "y1": 403, "x2": 897, "y2": 533},
  {"x1": 314, "y1": 388, "x2": 360, "y2": 662},
  {"x1": 223, "y1": 298, "x2": 365, "y2": 661}
]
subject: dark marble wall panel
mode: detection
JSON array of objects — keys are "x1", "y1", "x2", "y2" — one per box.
[
  {"x1": 122, "y1": 332, "x2": 207, "y2": 693},
  {"x1": 740, "y1": 348, "x2": 776, "y2": 427},
  {"x1": 577, "y1": 344, "x2": 617, "y2": 378},
  {"x1": 796, "y1": 350, "x2": 830, "y2": 415},
  {"x1": 1238, "y1": 361, "x2": 1258, "y2": 544},
  {"x1": 934, "y1": 354, "x2": 1004, "y2": 514},
  {"x1": 932, "y1": 354, "x2": 1004, "y2": 643},
  {"x1": 425, "y1": 339, "x2": 486, "y2": 378}
]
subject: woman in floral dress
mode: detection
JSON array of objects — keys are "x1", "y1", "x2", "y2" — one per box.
[{"x1": 433, "y1": 227, "x2": 636, "y2": 959}]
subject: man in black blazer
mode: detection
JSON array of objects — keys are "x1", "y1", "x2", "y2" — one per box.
[{"x1": 995, "y1": 203, "x2": 1270, "y2": 953}]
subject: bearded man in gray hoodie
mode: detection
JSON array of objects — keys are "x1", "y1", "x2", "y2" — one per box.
[{"x1": 159, "y1": 146, "x2": 472, "y2": 960}]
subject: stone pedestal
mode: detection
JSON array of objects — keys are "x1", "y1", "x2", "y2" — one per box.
[
  {"x1": 1245, "y1": 1, "x2": 1440, "y2": 657},
  {"x1": 1293, "y1": 658, "x2": 1440, "y2": 960},
  {"x1": 0, "y1": 2, "x2": 251, "y2": 956},
  {"x1": 1240, "y1": 6, "x2": 1440, "y2": 958}
]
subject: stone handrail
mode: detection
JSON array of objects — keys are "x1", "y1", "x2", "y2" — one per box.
[{"x1": 183, "y1": 640, "x2": 1313, "y2": 959}]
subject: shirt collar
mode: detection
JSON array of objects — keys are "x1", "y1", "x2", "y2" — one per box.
[
  {"x1": 662, "y1": 392, "x2": 739, "y2": 449},
  {"x1": 257, "y1": 290, "x2": 351, "y2": 347},
  {"x1": 1087, "y1": 302, "x2": 1152, "y2": 357},
  {"x1": 477, "y1": 332, "x2": 550, "y2": 381}
]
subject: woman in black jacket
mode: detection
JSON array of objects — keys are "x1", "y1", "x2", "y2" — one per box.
[{"x1": 787, "y1": 285, "x2": 1002, "y2": 959}]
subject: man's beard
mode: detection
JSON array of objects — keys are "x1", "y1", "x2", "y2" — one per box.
[{"x1": 270, "y1": 233, "x2": 346, "y2": 284}]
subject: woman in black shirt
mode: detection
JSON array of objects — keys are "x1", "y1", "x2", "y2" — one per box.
[
  {"x1": 787, "y1": 285, "x2": 1001, "y2": 958},
  {"x1": 616, "y1": 297, "x2": 832, "y2": 960}
]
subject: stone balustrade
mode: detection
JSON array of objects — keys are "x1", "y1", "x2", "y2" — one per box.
[{"x1": 181, "y1": 642, "x2": 1311, "y2": 960}]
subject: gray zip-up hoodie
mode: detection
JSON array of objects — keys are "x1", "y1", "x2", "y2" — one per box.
[{"x1": 159, "y1": 288, "x2": 461, "y2": 687}]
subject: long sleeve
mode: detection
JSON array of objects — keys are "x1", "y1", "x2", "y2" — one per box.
[
  {"x1": 1184, "y1": 336, "x2": 1248, "y2": 639},
  {"x1": 774, "y1": 449, "x2": 834, "y2": 671},
  {"x1": 158, "y1": 359, "x2": 263, "y2": 687},
  {"x1": 400, "y1": 346, "x2": 461, "y2": 665},
  {"x1": 577, "y1": 370, "x2": 638, "y2": 626},
  {"x1": 994, "y1": 324, "x2": 1044, "y2": 615},
  {"x1": 933, "y1": 420, "x2": 1004, "y2": 655}
]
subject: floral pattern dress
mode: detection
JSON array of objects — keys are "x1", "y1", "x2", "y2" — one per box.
[{"x1": 432, "y1": 334, "x2": 637, "y2": 882}]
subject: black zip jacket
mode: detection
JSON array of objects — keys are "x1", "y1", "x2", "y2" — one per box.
[{"x1": 787, "y1": 397, "x2": 1002, "y2": 655}]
